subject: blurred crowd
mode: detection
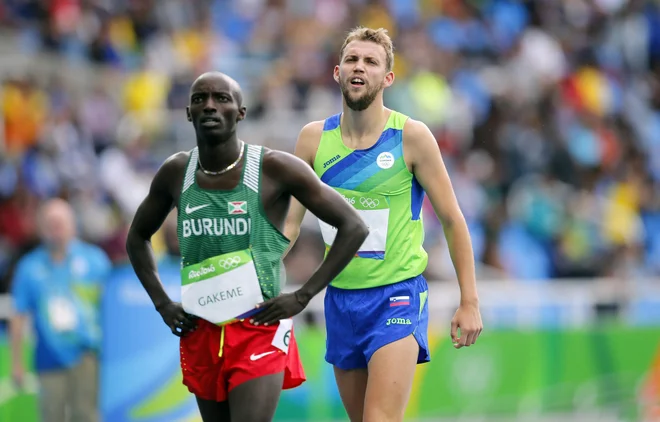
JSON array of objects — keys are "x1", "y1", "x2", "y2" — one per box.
[{"x1": 1, "y1": 0, "x2": 660, "y2": 294}]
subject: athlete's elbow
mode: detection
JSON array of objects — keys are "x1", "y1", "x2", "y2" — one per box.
[
  {"x1": 346, "y1": 217, "x2": 369, "y2": 244},
  {"x1": 125, "y1": 227, "x2": 149, "y2": 255},
  {"x1": 125, "y1": 231, "x2": 138, "y2": 257},
  {"x1": 437, "y1": 206, "x2": 467, "y2": 229}
]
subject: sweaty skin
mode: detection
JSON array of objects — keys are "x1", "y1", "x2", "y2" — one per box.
[{"x1": 126, "y1": 71, "x2": 368, "y2": 422}]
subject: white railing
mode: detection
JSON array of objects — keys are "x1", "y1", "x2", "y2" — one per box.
[
  {"x1": 283, "y1": 277, "x2": 660, "y2": 328},
  {"x1": 2, "y1": 278, "x2": 657, "y2": 327}
]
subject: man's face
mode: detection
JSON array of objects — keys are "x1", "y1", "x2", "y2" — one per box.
[
  {"x1": 335, "y1": 40, "x2": 394, "y2": 111},
  {"x1": 40, "y1": 202, "x2": 75, "y2": 250},
  {"x1": 186, "y1": 75, "x2": 246, "y2": 140}
]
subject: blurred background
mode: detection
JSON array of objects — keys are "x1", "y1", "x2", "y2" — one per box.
[{"x1": 0, "y1": 0, "x2": 659, "y2": 421}]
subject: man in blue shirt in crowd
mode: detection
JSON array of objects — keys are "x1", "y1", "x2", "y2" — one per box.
[{"x1": 10, "y1": 198, "x2": 111, "y2": 422}]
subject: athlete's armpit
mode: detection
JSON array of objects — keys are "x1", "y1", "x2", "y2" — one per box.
[{"x1": 129, "y1": 153, "x2": 186, "y2": 240}]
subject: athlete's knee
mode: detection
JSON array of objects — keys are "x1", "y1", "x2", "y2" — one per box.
[{"x1": 362, "y1": 380, "x2": 411, "y2": 422}]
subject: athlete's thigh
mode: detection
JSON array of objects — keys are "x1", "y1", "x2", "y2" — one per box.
[
  {"x1": 227, "y1": 372, "x2": 284, "y2": 422},
  {"x1": 196, "y1": 396, "x2": 230, "y2": 422},
  {"x1": 363, "y1": 334, "x2": 419, "y2": 422},
  {"x1": 333, "y1": 366, "x2": 368, "y2": 422}
]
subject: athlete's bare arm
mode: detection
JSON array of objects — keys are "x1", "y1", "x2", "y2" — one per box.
[
  {"x1": 251, "y1": 149, "x2": 368, "y2": 326},
  {"x1": 282, "y1": 121, "x2": 324, "y2": 256},
  {"x1": 403, "y1": 119, "x2": 483, "y2": 348},
  {"x1": 126, "y1": 153, "x2": 197, "y2": 337}
]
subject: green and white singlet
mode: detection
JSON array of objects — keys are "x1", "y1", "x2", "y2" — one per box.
[{"x1": 176, "y1": 143, "x2": 290, "y2": 324}]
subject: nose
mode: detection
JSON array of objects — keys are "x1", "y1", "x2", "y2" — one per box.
[
  {"x1": 353, "y1": 59, "x2": 366, "y2": 73},
  {"x1": 203, "y1": 97, "x2": 217, "y2": 113}
]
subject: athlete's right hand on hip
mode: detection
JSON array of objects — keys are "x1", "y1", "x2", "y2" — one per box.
[
  {"x1": 157, "y1": 302, "x2": 198, "y2": 337},
  {"x1": 250, "y1": 291, "x2": 308, "y2": 326}
]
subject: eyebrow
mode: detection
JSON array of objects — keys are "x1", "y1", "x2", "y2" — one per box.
[
  {"x1": 345, "y1": 54, "x2": 379, "y2": 61},
  {"x1": 190, "y1": 90, "x2": 233, "y2": 97}
]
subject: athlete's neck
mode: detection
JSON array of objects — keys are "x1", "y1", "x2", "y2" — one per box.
[
  {"x1": 341, "y1": 102, "x2": 390, "y2": 147},
  {"x1": 197, "y1": 135, "x2": 243, "y2": 172}
]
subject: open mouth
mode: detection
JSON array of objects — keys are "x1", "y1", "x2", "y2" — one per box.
[
  {"x1": 350, "y1": 77, "x2": 365, "y2": 87},
  {"x1": 200, "y1": 117, "x2": 221, "y2": 127}
]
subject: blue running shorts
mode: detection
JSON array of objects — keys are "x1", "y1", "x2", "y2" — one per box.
[{"x1": 324, "y1": 274, "x2": 430, "y2": 370}]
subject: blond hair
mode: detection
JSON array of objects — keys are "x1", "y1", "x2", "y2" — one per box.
[{"x1": 339, "y1": 27, "x2": 394, "y2": 72}]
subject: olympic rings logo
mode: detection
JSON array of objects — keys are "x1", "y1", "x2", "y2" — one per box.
[
  {"x1": 360, "y1": 197, "x2": 380, "y2": 209},
  {"x1": 218, "y1": 256, "x2": 242, "y2": 269}
]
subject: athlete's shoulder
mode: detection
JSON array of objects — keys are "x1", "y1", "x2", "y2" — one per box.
[
  {"x1": 151, "y1": 150, "x2": 192, "y2": 193},
  {"x1": 161, "y1": 150, "x2": 191, "y2": 172},
  {"x1": 261, "y1": 147, "x2": 314, "y2": 182},
  {"x1": 401, "y1": 117, "x2": 442, "y2": 168},
  {"x1": 298, "y1": 120, "x2": 325, "y2": 141},
  {"x1": 402, "y1": 117, "x2": 435, "y2": 143},
  {"x1": 294, "y1": 120, "x2": 325, "y2": 165},
  {"x1": 261, "y1": 147, "x2": 304, "y2": 170}
]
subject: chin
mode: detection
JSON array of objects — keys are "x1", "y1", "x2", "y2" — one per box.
[{"x1": 345, "y1": 96, "x2": 374, "y2": 111}]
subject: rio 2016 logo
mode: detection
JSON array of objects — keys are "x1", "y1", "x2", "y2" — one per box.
[{"x1": 341, "y1": 194, "x2": 355, "y2": 205}]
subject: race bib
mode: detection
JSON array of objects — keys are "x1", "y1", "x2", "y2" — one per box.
[
  {"x1": 181, "y1": 249, "x2": 264, "y2": 325},
  {"x1": 47, "y1": 297, "x2": 78, "y2": 332},
  {"x1": 319, "y1": 189, "x2": 390, "y2": 259},
  {"x1": 272, "y1": 318, "x2": 293, "y2": 354}
]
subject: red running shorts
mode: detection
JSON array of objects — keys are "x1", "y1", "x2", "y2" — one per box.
[{"x1": 179, "y1": 318, "x2": 306, "y2": 402}]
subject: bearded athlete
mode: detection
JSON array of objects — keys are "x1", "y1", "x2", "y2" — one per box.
[
  {"x1": 126, "y1": 71, "x2": 368, "y2": 422},
  {"x1": 284, "y1": 27, "x2": 484, "y2": 422}
]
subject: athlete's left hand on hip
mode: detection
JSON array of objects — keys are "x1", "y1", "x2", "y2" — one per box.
[
  {"x1": 450, "y1": 302, "x2": 483, "y2": 349},
  {"x1": 250, "y1": 291, "x2": 308, "y2": 326}
]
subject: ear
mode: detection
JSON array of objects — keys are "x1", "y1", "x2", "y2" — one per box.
[
  {"x1": 333, "y1": 65, "x2": 340, "y2": 84},
  {"x1": 186, "y1": 106, "x2": 192, "y2": 122},
  {"x1": 237, "y1": 106, "x2": 247, "y2": 122},
  {"x1": 383, "y1": 71, "x2": 395, "y2": 88}
]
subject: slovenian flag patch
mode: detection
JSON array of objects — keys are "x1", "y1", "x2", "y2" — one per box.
[{"x1": 389, "y1": 296, "x2": 410, "y2": 307}]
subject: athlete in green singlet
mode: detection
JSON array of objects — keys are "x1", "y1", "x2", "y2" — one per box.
[
  {"x1": 126, "y1": 71, "x2": 368, "y2": 422},
  {"x1": 284, "y1": 27, "x2": 484, "y2": 422}
]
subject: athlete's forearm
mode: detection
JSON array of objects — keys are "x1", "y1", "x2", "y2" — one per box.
[
  {"x1": 442, "y1": 217, "x2": 479, "y2": 304},
  {"x1": 126, "y1": 231, "x2": 173, "y2": 310},
  {"x1": 296, "y1": 219, "x2": 368, "y2": 302}
]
